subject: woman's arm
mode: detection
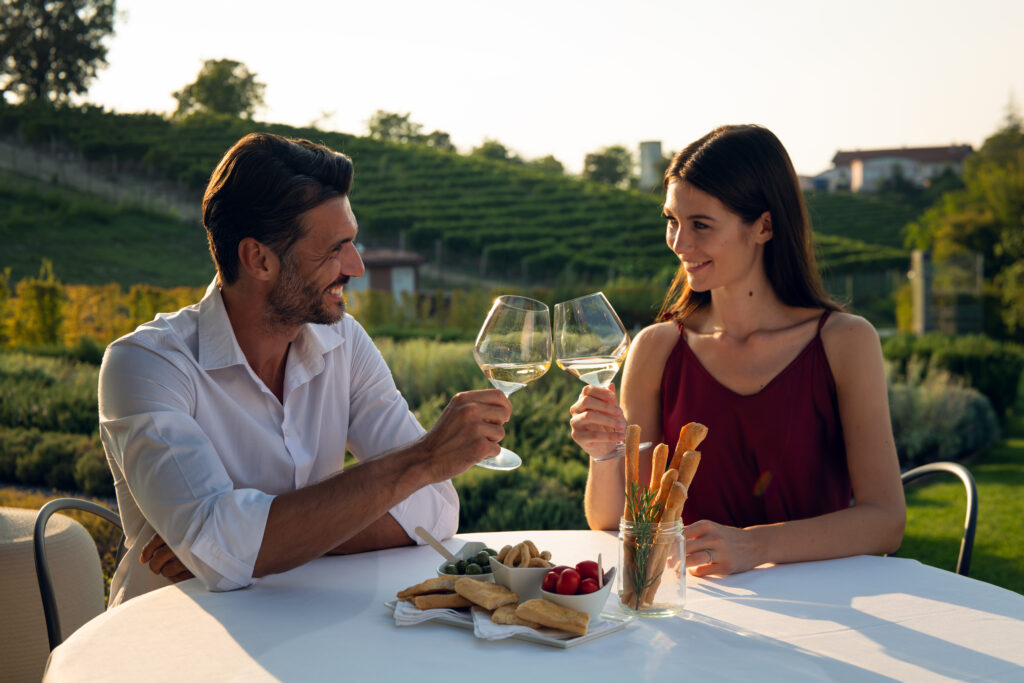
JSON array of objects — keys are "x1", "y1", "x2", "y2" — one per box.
[
  {"x1": 579, "y1": 322, "x2": 679, "y2": 530},
  {"x1": 686, "y1": 313, "x2": 906, "y2": 575}
]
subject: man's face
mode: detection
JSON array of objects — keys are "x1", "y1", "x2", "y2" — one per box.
[{"x1": 267, "y1": 196, "x2": 364, "y2": 328}]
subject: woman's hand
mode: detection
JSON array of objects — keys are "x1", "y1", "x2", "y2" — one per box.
[
  {"x1": 569, "y1": 384, "x2": 626, "y2": 461},
  {"x1": 683, "y1": 520, "x2": 761, "y2": 577}
]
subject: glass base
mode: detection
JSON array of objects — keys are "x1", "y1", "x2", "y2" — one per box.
[{"x1": 476, "y1": 446, "x2": 521, "y2": 470}]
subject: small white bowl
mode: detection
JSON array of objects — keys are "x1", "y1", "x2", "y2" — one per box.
[
  {"x1": 488, "y1": 556, "x2": 552, "y2": 601},
  {"x1": 540, "y1": 567, "x2": 616, "y2": 622},
  {"x1": 436, "y1": 541, "x2": 495, "y2": 582}
]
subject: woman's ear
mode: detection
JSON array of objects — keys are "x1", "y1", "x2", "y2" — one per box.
[
  {"x1": 237, "y1": 238, "x2": 279, "y2": 282},
  {"x1": 754, "y1": 211, "x2": 773, "y2": 244}
]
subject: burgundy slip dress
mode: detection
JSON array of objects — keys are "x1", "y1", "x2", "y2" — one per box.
[{"x1": 660, "y1": 310, "x2": 851, "y2": 527}]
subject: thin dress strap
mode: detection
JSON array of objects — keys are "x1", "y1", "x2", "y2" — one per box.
[{"x1": 817, "y1": 309, "x2": 833, "y2": 333}]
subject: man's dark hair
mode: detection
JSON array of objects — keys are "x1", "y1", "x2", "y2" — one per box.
[{"x1": 202, "y1": 133, "x2": 354, "y2": 284}]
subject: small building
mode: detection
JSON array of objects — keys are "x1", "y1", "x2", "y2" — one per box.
[
  {"x1": 826, "y1": 145, "x2": 973, "y2": 193},
  {"x1": 345, "y1": 248, "x2": 426, "y2": 301}
]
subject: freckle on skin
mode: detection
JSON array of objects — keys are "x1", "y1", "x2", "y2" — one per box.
[{"x1": 748, "y1": 291, "x2": 753, "y2": 297}]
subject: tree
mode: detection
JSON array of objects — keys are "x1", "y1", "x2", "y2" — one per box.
[
  {"x1": 527, "y1": 155, "x2": 564, "y2": 175},
  {"x1": 583, "y1": 145, "x2": 634, "y2": 187},
  {"x1": 173, "y1": 59, "x2": 266, "y2": 119},
  {"x1": 471, "y1": 139, "x2": 521, "y2": 164},
  {"x1": 905, "y1": 109, "x2": 1024, "y2": 339},
  {"x1": 424, "y1": 130, "x2": 455, "y2": 152},
  {"x1": 0, "y1": 0, "x2": 116, "y2": 104},
  {"x1": 365, "y1": 110, "x2": 423, "y2": 143}
]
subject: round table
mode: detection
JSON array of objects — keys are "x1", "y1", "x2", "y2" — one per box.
[{"x1": 44, "y1": 530, "x2": 1024, "y2": 682}]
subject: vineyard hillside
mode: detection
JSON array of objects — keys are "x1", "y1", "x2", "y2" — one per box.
[{"x1": 1, "y1": 103, "x2": 911, "y2": 287}]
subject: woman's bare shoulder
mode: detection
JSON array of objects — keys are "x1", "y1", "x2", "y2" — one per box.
[
  {"x1": 632, "y1": 321, "x2": 682, "y2": 354},
  {"x1": 820, "y1": 311, "x2": 883, "y2": 366}
]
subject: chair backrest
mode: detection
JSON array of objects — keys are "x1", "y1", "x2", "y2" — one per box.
[
  {"x1": 33, "y1": 498, "x2": 124, "y2": 651},
  {"x1": 901, "y1": 461, "x2": 978, "y2": 577}
]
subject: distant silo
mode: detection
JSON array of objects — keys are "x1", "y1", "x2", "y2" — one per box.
[{"x1": 639, "y1": 141, "x2": 663, "y2": 192}]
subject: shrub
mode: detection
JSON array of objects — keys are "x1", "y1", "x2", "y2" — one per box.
[
  {"x1": 883, "y1": 333, "x2": 1024, "y2": 418},
  {"x1": 887, "y1": 360, "x2": 1001, "y2": 467},
  {"x1": 0, "y1": 353, "x2": 99, "y2": 433}
]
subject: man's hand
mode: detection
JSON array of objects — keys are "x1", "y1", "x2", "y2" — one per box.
[
  {"x1": 140, "y1": 534, "x2": 195, "y2": 583},
  {"x1": 419, "y1": 389, "x2": 512, "y2": 481}
]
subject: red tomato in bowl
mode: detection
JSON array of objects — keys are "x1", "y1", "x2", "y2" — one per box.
[
  {"x1": 575, "y1": 560, "x2": 600, "y2": 584},
  {"x1": 542, "y1": 570, "x2": 559, "y2": 593},
  {"x1": 549, "y1": 565, "x2": 572, "y2": 576},
  {"x1": 555, "y1": 568, "x2": 581, "y2": 595},
  {"x1": 579, "y1": 578, "x2": 600, "y2": 594}
]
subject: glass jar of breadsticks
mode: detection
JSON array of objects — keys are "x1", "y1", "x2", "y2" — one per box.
[{"x1": 616, "y1": 422, "x2": 706, "y2": 617}]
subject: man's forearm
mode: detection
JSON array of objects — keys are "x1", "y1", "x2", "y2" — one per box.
[
  {"x1": 253, "y1": 446, "x2": 428, "y2": 578},
  {"x1": 326, "y1": 513, "x2": 413, "y2": 555}
]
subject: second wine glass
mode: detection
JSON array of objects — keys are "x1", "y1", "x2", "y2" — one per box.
[
  {"x1": 554, "y1": 292, "x2": 648, "y2": 462},
  {"x1": 472, "y1": 295, "x2": 552, "y2": 470}
]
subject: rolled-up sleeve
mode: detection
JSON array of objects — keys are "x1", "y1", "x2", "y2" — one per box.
[
  {"x1": 100, "y1": 343, "x2": 273, "y2": 592},
  {"x1": 343, "y1": 323, "x2": 460, "y2": 541}
]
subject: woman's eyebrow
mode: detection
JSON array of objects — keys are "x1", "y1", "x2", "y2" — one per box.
[{"x1": 686, "y1": 214, "x2": 716, "y2": 221}]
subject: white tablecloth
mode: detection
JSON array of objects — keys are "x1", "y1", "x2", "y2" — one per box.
[{"x1": 45, "y1": 530, "x2": 1024, "y2": 682}]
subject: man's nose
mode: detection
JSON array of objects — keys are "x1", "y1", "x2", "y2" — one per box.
[{"x1": 341, "y1": 244, "x2": 365, "y2": 277}]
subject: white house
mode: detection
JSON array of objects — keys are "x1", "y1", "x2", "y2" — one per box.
[{"x1": 822, "y1": 145, "x2": 973, "y2": 193}]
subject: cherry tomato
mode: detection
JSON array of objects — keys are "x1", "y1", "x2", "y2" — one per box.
[
  {"x1": 579, "y1": 578, "x2": 599, "y2": 594},
  {"x1": 575, "y1": 560, "x2": 600, "y2": 584},
  {"x1": 542, "y1": 570, "x2": 559, "y2": 593},
  {"x1": 556, "y1": 568, "x2": 581, "y2": 595},
  {"x1": 549, "y1": 565, "x2": 572, "y2": 576}
]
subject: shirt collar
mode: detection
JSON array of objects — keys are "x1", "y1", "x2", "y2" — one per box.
[{"x1": 197, "y1": 277, "x2": 346, "y2": 371}]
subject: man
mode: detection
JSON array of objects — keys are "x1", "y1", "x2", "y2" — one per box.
[{"x1": 99, "y1": 133, "x2": 511, "y2": 606}]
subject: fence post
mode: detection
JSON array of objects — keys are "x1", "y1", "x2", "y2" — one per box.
[{"x1": 911, "y1": 249, "x2": 933, "y2": 334}]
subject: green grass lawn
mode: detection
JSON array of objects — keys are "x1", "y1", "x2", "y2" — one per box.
[{"x1": 899, "y1": 392, "x2": 1024, "y2": 594}]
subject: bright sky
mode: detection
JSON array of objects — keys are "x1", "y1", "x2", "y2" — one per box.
[{"x1": 88, "y1": 0, "x2": 1024, "y2": 176}]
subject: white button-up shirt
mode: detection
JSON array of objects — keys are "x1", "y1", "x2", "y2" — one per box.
[{"x1": 99, "y1": 280, "x2": 458, "y2": 607}]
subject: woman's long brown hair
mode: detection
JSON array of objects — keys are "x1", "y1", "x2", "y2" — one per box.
[{"x1": 657, "y1": 125, "x2": 840, "y2": 323}]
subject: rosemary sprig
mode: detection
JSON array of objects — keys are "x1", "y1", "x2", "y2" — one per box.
[{"x1": 624, "y1": 482, "x2": 663, "y2": 609}]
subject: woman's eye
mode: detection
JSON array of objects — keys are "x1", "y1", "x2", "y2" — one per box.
[{"x1": 694, "y1": 221, "x2": 710, "y2": 230}]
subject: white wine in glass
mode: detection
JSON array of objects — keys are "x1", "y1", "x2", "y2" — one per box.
[
  {"x1": 554, "y1": 292, "x2": 648, "y2": 461},
  {"x1": 473, "y1": 295, "x2": 552, "y2": 470}
]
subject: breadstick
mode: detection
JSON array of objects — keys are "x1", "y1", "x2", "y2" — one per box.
[
  {"x1": 677, "y1": 450, "x2": 701, "y2": 490},
  {"x1": 648, "y1": 443, "x2": 669, "y2": 492},
  {"x1": 653, "y1": 468, "x2": 679, "y2": 520},
  {"x1": 668, "y1": 422, "x2": 707, "y2": 471},
  {"x1": 640, "y1": 482, "x2": 689, "y2": 605},
  {"x1": 623, "y1": 424, "x2": 642, "y2": 520}
]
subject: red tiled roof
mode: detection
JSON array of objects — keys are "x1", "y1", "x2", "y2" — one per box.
[
  {"x1": 832, "y1": 145, "x2": 973, "y2": 166},
  {"x1": 360, "y1": 248, "x2": 426, "y2": 267}
]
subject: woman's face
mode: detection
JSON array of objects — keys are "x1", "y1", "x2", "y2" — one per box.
[{"x1": 663, "y1": 180, "x2": 771, "y2": 293}]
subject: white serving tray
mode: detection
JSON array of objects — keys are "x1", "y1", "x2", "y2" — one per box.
[{"x1": 386, "y1": 601, "x2": 633, "y2": 649}]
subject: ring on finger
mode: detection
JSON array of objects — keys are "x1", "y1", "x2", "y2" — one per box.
[{"x1": 705, "y1": 549, "x2": 714, "y2": 565}]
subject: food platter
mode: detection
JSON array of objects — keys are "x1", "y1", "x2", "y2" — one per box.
[{"x1": 385, "y1": 601, "x2": 633, "y2": 649}]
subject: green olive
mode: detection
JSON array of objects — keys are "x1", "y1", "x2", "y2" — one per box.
[
  {"x1": 484, "y1": 547, "x2": 498, "y2": 556},
  {"x1": 442, "y1": 563, "x2": 458, "y2": 575},
  {"x1": 474, "y1": 550, "x2": 491, "y2": 565},
  {"x1": 465, "y1": 563, "x2": 482, "y2": 575},
  {"x1": 456, "y1": 560, "x2": 467, "y2": 573}
]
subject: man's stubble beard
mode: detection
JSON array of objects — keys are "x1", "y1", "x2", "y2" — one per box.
[{"x1": 266, "y1": 254, "x2": 347, "y2": 329}]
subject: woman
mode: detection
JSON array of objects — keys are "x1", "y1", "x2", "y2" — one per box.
[{"x1": 570, "y1": 125, "x2": 905, "y2": 577}]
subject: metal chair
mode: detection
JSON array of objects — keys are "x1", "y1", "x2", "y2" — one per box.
[
  {"x1": 901, "y1": 461, "x2": 977, "y2": 577},
  {"x1": 33, "y1": 498, "x2": 124, "y2": 650}
]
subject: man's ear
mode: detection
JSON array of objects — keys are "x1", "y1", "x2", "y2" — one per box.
[
  {"x1": 754, "y1": 211, "x2": 773, "y2": 244},
  {"x1": 237, "y1": 238, "x2": 278, "y2": 282}
]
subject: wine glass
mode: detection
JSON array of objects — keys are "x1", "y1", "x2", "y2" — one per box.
[
  {"x1": 554, "y1": 292, "x2": 649, "y2": 462},
  {"x1": 472, "y1": 295, "x2": 552, "y2": 470}
]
